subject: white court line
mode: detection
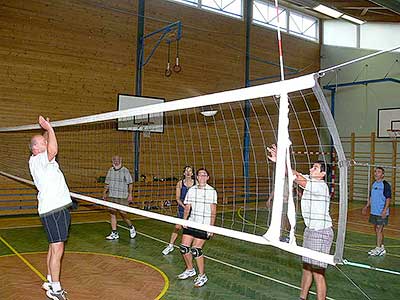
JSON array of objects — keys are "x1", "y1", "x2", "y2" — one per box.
[{"x1": 116, "y1": 223, "x2": 336, "y2": 300}]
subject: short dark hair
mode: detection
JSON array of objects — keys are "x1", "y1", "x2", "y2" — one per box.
[
  {"x1": 196, "y1": 167, "x2": 209, "y2": 176},
  {"x1": 376, "y1": 166, "x2": 385, "y2": 173},
  {"x1": 315, "y1": 160, "x2": 326, "y2": 173},
  {"x1": 183, "y1": 165, "x2": 193, "y2": 173},
  {"x1": 182, "y1": 165, "x2": 195, "y2": 180}
]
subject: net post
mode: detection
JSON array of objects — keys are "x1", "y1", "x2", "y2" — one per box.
[
  {"x1": 370, "y1": 132, "x2": 376, "y2": 186},
  {"x1": 350, "y1": 132, "x2": 355, "y2": 201}
]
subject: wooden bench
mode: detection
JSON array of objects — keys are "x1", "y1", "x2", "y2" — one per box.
[{"x1": 0, "y1": 178, "x2": 273, "y2": 216}]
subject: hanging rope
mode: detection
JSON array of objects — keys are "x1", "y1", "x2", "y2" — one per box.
[
  {"x1": 165, "y1": 41, "x2": 172, "y2": 77},
  {"x1": 173, "y1": 39, "x2": 182, "y2": 73},
  {"x1": 383, "y1": 59, "x2": 399, "y2": 78}
]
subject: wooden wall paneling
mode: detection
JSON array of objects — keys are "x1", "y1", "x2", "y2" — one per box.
[{"x1": 0, "y1": 0, "x2": 321, "y2": 214}]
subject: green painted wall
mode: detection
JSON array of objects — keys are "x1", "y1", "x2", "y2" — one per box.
[{"x1": 320, "y1": 45, "x2": 400, "y2": 139}]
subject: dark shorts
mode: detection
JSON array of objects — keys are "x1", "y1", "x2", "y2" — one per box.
[
  {"x1": 177, "y1": 205, "x2": 185, "y2": 218},
  {"x1": 369, "y1": 214, "x2": 389, "y2": 226},
  {"x1": 183, "y1": 227, "x2": 210, "y2": 240},
  {"x1": 108, "y1": 197, "x2": 129, "y2": 206},
  {"x1": 302, "y1": 227, "x2": 333, "y2": 269},
  {"x1": 40, "y1": 208, "x2": 71, "y2": 243}
]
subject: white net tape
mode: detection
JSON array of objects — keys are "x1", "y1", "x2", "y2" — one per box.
[{"x1": 0, "y1": 73, "x2": 347, "y2": 265}]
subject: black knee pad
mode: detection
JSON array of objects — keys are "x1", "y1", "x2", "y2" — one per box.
[
  {"x1": 191, "y1": 247, "x2": 203, "y2": 258},
  {"x1": 179, "y1": 244, "x2": 190, "y2": 254}
]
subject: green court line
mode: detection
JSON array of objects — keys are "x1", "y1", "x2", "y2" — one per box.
[{"x1": 0, "y1": 235, "x2": 46, "y2": 281}]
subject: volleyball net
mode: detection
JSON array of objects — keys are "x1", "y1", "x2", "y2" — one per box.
[{"x1": 0, "y1": 73, "x2": 347, "y2": 266}]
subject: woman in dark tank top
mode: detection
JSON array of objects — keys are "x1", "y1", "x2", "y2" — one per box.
[{"x1": 162, "y1": 166, "x2": 195, "y2": 255}]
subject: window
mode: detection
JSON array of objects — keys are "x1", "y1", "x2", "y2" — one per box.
[
  {"x1": 171, "y1": 0, "x2": 198, "y2": 6},
  {"x1": 253, "y1": 0, "x2": 319, "y2": 42},
  {"x1": 289, "y1": 11, "x2": 318, "y2": 40},
  {"x1": 202, "y1": 0, "x2": 243, "y2": 18},
  {"x1": 253, "y1": 0, "x2": 287, "y2": 30},
  {"x1": 167, "y1": 0, "x2": 243, "y2": 18}
]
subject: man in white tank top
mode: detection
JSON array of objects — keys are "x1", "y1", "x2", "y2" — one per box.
[{"x1": 29, "y1": 116, "x2": 71, "y2": 300}]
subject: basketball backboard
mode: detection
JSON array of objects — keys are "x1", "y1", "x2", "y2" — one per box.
[
  {"x1": 378, "y1": 107, "x2": 400, "y2": 138},
  {"x1": 117, "y1": 94, "x2": 164, "y2": 133}
]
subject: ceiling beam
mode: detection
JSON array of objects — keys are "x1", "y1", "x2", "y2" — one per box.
[{"x1": 369, "y1": 0, "x2": 400, "y2": 15}]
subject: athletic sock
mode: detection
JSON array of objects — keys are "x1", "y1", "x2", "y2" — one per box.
[
  {"x1": 51, "y1": 281, "x2": 62, "y2": 292},
  {"x1": 47, "y1": 274, "x2": 52, "y2": 282}
]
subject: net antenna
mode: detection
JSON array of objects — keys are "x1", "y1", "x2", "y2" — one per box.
[{"x1": 264, "y1": 0, "x2": 296, "y2": 243}]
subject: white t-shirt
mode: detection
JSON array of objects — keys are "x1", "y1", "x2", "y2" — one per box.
[
  {"x1": 29, "y1": 151, "x2": 72, "y2": 215},
  {"x1": 184, "y1": 184, "x2": 217, "y2": 225},
  {"x1": 301, "y1": 175, "x2": 332, "y2": 230}
]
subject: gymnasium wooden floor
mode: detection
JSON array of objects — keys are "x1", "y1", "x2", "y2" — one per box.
[{"x1": 0, "y1": 203, "x2": 399, "y2": 300}]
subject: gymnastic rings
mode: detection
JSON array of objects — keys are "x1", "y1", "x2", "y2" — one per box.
[
  {"x1": 165, "y1": 62, "x2": 172, "y2": 77},
  {"x1": 165, "y1": 42, "x2": 172, "y2": 77},
  {"x1": 173, "y1": 40, "x2": 181, "y2": 73}
]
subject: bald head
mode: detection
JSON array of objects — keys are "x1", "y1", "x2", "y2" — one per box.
[
  {"x1": 112, "y1": 156, "x2": 122, "y2": 169},
  {"x1": 30, "y1": 135, "x2": 47, "y2": 156}
]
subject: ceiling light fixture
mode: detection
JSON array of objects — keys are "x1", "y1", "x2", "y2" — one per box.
[
  {"x1": 313, "y1": 4, "x2": 343, "y2": 18},
  {"x1": 341, "y1": 14, "x2": 365, "y2": 25},
  {"x1": 200, "y1": 110, "x2": 218, "y2": 117}
]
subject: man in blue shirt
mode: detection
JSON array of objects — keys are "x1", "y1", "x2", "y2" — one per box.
[{"x1": 362, "y1": 167, "x2": 391, "y2": 256}]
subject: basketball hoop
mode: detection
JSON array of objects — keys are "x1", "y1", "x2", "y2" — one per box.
[
  {"x1": 136, "y1": 121, "x2": 152, "y2": 138},
  {"x1": 387, "y1": 129, "x2": 400, "y2": 140},
  {"x1": 143, "y1": 129, "x2": 151, "y2": 138}
]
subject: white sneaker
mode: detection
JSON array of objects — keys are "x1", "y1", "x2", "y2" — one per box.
[
  {"x1": 177, "y1": 268, "x2": 196, "y2": 280},
  {"x1": 42, "y1": 281, "x2": 51, "y2": 291},
  {"x1": 46, "y1": 289, "x2": 68, "y2": 300},
  {"x1": 368, "y1": 247, "x2": 380, "y2": 255},
  {"x1": 373, "y1": 245, "x2": 386, "y2": 257},
  {"x1": 105, "y1": 231, "x2": 119, "y2": 240},
  {"x1": 129, "y1": 226, "x2": 136, "y2": 238},
  {"x1": 162, "y1": 244, "x2": 174, "y2": 255},
  {"x1": 194, "y1": 274, "x2": 208, "y2": 287}
]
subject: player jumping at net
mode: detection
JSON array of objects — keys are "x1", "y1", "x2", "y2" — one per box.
[
  {"x1": 267, "y1": 144, "x2": 333, "y2": 300},
  {"x1": 162, "y1": 165, "x2": 196, "y2": 255},
  {"x1": 177, "y1": 168, "x2": 217, "y2": 287},
  {"x1": 29, "y1": 116, "x2": 72, "y2": 300},
  {"x1": 362, "y1": 167, "x2": 391, "y2": 256},
  {"x1": 103, "y1": 156, "x2": 136, "y2": 240}
]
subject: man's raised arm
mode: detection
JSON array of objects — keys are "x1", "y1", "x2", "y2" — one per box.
[{"x1": 39, "y1": 115, "x2": 58, "y2": 161}]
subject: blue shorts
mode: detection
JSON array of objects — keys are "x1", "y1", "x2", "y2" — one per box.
[
  {"x1": 177, "y1": 205, "x2": 185, "y2": 218},
  {"x1": 41, "y1": 208, "x2": 71, "y2": 243},
  {"x1": 369, "y1": 214, "x2": 389, "y2": 226}
]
